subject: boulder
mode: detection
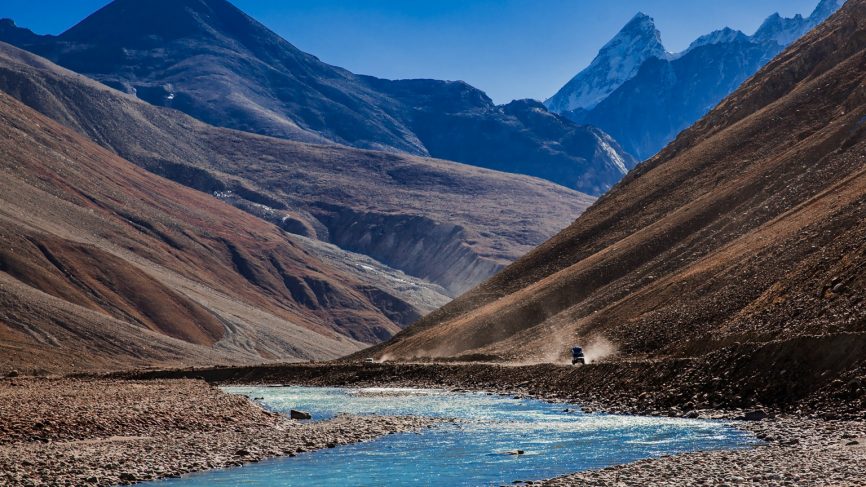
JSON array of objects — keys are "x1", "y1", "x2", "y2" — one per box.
[
  {"x1": 290, "y1": 410, "x2": 312, "y2": 420},
  {"x1": 743, "y1": 410, "x2": 768, "y2": 421},
  {"x1": 119, "y1": 473, "x2": 137, "y2": 482}
]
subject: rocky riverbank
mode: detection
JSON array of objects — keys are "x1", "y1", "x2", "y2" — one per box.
[
  {"x1": 0, "y1": 378, "x2": 441, "y2": 486},
  {"x1": 539, "y1": 418, "x2": 866, "y2": 486},
  {"x1": 117, "y1": 361, "x2": 866, "y2": 420}
]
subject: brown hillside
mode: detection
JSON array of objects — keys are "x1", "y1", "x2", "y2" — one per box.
[
  {"x1": 371, "y1": 0, "x2": 866, "y2": 366},
  {"x1": 0, "y1": 89, "x2": 452, "y2": 373},
  {"x1": 0, "y1": 42, "x2": 593, "y2": 295}
]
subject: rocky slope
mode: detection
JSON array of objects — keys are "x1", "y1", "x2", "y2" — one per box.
[
  {"x1": 369, "y1": 0, "x2": 866, "y2": 392},
  {"x1": 547, "y1": 0, "x2": 845, "y2": 160},
  {"x1": 0, "y1": 41, "x2": 593, "y2": 296},
  {"x1": 0, "y1": 0, "x2": 633, "y2": 195},
  {"x1": 0, "y1": 86, "x2": 469, "y2": 373}
]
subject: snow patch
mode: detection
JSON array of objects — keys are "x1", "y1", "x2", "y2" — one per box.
[{"x1": 596, "y1": 133, "x2": 629, "y2": 175}]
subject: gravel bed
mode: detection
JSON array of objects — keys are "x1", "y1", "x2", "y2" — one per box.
[
  {"x1": 538, "y1": 418, "x2": 866, "y2": 486},
  {"x1": 0, "y1": 378, "x2": 443, "y2": 486}
]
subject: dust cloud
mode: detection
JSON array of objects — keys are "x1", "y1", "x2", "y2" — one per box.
[{"x1": 582, "y1": 336, "x2": 617, "y2": 364}]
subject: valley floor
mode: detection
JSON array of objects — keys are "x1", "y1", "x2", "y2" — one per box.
[
  {"x1": 4, "y1": 363, "x2": 865, "y2": 486},
  {"x1": 122, "y1": 362, "x2": 866, "y2": 486}
]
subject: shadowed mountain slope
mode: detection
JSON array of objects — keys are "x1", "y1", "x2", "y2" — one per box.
[
  {"x1": 0, "y1": 41, "x2": 594, "y2": 296},
  {"x1": 0, "y1": 0, "x2": 634, "y2": 195},
  {"x1": 369, "y1": 1, "x2": 866, "y2": 369},
  {"x1": 0, "y1": 87, "x2": 468, "y2": 373}
]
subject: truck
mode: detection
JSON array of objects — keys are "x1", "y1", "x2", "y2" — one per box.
[{"x1": 571, "y1": 346, "x2": 585, "y2": 365}]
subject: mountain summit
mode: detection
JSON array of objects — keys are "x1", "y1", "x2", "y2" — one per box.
[
  {"x1": 753, "y1": 0, "x2": 844, "y2": 44},
  {"x1": 545, "y1": 13, "x2": 668, "y2": 114},
  {"x1": 0, "y1": 0, "x2": 634, "y2": 195},
  {"x1": 61, "y1": 0, "x2": 254, "y2": 43},
  {"x1": 546, "y1": 0, "x2": 846, "y2": 160},
  {"x1": 26, "y1": 0, "x2": 394, "y2": 149}
]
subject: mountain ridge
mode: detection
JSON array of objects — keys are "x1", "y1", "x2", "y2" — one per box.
[
  {"x1": 546, "y1": 0, "x2": 846, "y2": 160},
  {"x1": 0, "y1": 39, "x2": 594, "y2": 297},
  {"x1": 0, "y1": 0, "x2": 633, "y2": 195}
]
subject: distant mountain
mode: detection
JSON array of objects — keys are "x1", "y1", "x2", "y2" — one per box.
[
  {"x1": 0, "y1": 0, "x2": 633, "y2": 195},
  {"x1": 0, "y1": 40, "x2": 593, "y2": 298},
  {"x1": 545, "y1": 13, "x2": 669, "y2": 115},
  {"x1": 546, "y1": 0, "x2": 845, "y2": 160}
]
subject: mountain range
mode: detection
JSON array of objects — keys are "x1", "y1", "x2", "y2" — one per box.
[
  {"x1": 0, "y1": 0, "x2": 856, "y2": 378},
  {"x1": 368, "y1": 0, "x2": 866, "y2": 410},
  {"x1": 546, "y1": 0, "x2": 845, "y2": 160},
  {"x1": 0, "y1": 41, "x2": 595, "y2": 298},
  {"x1": 0, "y1": 4, "x2": 607, "y2": 370},
  {"x1": 0, "y1": 0, "x2": 634, "y2": 195}
]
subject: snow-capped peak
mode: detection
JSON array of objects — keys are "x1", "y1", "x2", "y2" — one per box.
[
  {"x1": 753, "y1": 13, "x2": 807, "y2": 46},
  {"x1": 545, "y1": 12, "x2": 669, "y2": 113},
  {"x1": 684, "y1": 27, "x2": 749, "y2": 52},
  {"x1": 809, "y1": 0, "x2": 845, "y2": 22},
  {"x1": 753, "y1": 0, "x2": 845, "y2": 46}
]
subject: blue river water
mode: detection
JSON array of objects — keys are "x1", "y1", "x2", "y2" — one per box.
[{"x1": 148, "y1": 386, "x2": 755, "y2": 486}]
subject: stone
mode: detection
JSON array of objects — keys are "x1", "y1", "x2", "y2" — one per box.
[
  {"x1": 119, "y1": 472, "x2": 137, "y2": 482},
  {"x1": 743, "y1": 410, "x2": 768, "y2": 421},
  {"x1": 290, "y1": 410, "x2": 312, "y2": 420}
]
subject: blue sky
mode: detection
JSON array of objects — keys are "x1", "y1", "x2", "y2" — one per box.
[{"x1": 1, "y1": 0, "x2": 822, "y2": 103}]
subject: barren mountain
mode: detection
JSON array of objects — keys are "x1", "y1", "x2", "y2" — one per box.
[
  {"x1": 0, "y1": 85, "x2": 472, "y2": 372},
  {"x1": 0, "y1": 41, "x2": 593, "y2": 296},
  {"x1": 0, "y1": 0, "x2": 634, "y2": 195},
  {"x1": 370, "y1": 0, "x2": 866, "y2": 383}
]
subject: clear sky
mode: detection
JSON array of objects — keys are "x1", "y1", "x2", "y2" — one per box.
[{"x1": 1, "y1": 0, "x2": 822, "y2": 104}]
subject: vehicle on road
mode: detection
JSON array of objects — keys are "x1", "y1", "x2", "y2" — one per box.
[{"x1": 571, "y1": 347, "x2": 585, "y2": 365}]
